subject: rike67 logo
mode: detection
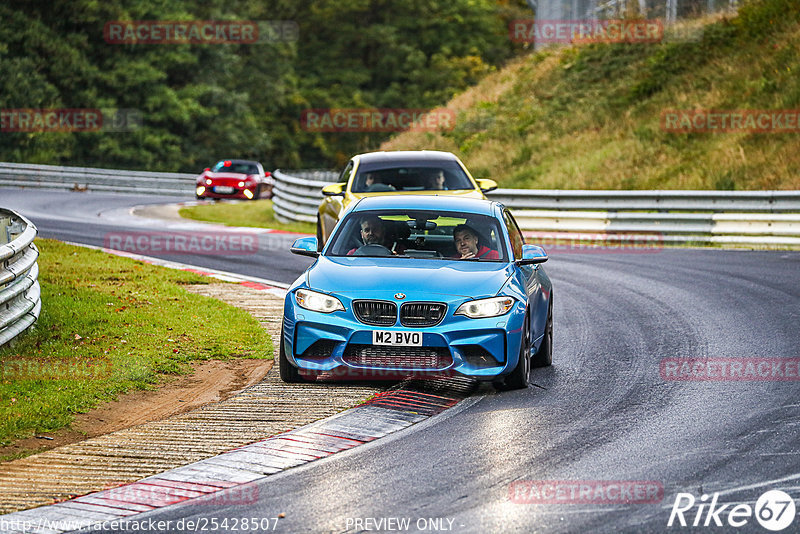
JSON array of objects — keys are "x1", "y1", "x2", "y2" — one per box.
[{"x1": 668, "y1": 490, "x2": 796, "y2": 531}]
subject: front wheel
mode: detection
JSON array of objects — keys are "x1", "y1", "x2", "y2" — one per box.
[
  {"x1": 279, "y1": 327, "x2": 305, "y2": 383},
  {"x1": 497, "y1": 311, "x2": 531, "y2": 390},
  {"x1": 532, "y1": 299, "x2": 553, "y2": 368}
]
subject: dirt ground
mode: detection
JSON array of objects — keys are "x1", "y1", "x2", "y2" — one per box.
[{"x1": 0, "y1": 358, "x2": 272, "y2": 461}]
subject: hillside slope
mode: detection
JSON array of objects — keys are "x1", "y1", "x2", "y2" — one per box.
[{"x1": 382, "y1": 0, "x2": 800, "y2": 190}]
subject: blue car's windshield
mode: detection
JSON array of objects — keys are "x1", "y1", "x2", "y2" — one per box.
[{"x1": 326, "y1": 209, "x2": 507, "y2": 261}]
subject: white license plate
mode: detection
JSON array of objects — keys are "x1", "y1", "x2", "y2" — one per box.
[
  {"x1": 214, "y1": 186, "x2": 235, "y2": 194},
  {"x1": 372, "y1": 330, "x2": 423, "y2": 346}
]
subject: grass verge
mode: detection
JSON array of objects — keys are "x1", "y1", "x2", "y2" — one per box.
[
  {"x1": 382, "y1": 0, "x2": 800, "y2": 191},
  {"x1": 180, "y1": 199, "x2": 316, "y2": 235},
  {"x1": 0, "y1": 239, "x2": 272, "y2": 448}
]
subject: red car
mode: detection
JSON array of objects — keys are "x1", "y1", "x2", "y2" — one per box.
[{"x1": 195, "y1": 159, "x2": 274, "y2": 200}]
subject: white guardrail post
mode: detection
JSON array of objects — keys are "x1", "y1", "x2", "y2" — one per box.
[
  {"x1": 271, "y1": 170, "x2": 800, "y2": 247},
  {"x1": 0, "y1": 209, "x2": 41, "y2": 347}
]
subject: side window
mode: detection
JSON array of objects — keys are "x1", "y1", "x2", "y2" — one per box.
[
  {"x1": 503, "y1": 210, "x2": 524, "y2": 260},
  {"x1": 338, "y1": 161, "x2": 354, "y2": 184}
]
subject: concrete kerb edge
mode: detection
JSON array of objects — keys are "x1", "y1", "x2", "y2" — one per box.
[{"x1": 0, "y1": 389, "x2": 472, "y2": 534}]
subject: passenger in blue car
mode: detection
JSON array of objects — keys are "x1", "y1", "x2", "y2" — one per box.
[{"x1": 453, "y1": 224, "x2": 499, "y2": 260}]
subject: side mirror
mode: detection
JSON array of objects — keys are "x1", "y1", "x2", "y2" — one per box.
[
  {"x1": 476, "y1": 178, "x2": 498, "y2": 193},
  {"x1": 322, "y1": 183, "x2": 345, "y2": 197},
  {"x1": 516, "y1": 244, "x2": 548, "y2": 265},
  {"x1": 291, "y1": 236, "x2": 319, "y2": 258}
]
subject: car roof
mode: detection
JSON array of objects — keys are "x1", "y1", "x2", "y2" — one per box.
[
  {"x1": 215, "y1": 159, "x2": 261, "y2": 165},
  {"x1": 354, "y1": 150, "x2": 460, "y2": 165},
  {"x1": 351, "y1": 195, "x2": 500, "y2": 216}
]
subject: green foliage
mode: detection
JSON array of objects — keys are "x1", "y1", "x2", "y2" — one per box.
[
  {"x1": 0, "y1": 0, "x2": 519, "y2": 170},
  {"x1": 384, "y1": 0, "x2": 800, "y2": 191}
]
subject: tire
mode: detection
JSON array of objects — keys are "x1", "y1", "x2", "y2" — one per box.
[
  {"x1": 498, "y1": 311, "x2": 531, "y2": 390},
  {"x1": 252, "y1": 186, "x2": 261, "y2": 200},
  {"x1": 532, "y1": 298, "x2": 553, "y2": 368},
  {"x1": 279, "y1": 327, "x2": 305, "y2": 383}
]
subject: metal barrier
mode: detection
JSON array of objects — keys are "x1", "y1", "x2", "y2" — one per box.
[
  {"x1": 2, "y1": 161, "x2": 798, "y2": 246},
  {"x1": 0, "y1": 162, "x2": 196, "y2": 196},
  {"x1": 271, "y1": 170, "x2": 800, "y2": 246},
  {"x1": 0, "y1": 209, "x2": 40, "y2": 347},
  {"x1": 272, "y1": 169, "x2": 338, "y2": 224}
]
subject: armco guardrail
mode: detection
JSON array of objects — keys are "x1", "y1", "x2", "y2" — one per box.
[
  {"x1": 0, "y1": 209, "x2": 41, "y2": 347},
  {"x1": 0, "y1": 162, "x2": 196, "y2": 196},
  {"x1": 272, "y1": 169, "x2": 338, "y2": 224},
  {"x1": 272, "y1": 170, "x2": 800, "y2": 246}
]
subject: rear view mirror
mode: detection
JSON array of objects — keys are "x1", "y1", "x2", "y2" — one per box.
[
  {"x1": 322, "y1": 183, "x2": 345, "y2": 196},
  {"x1": 517, "y1": 244, "x2": 548, "y2": 265},
  {"x1": 406, "y1": 220, "x2": 437, "y2": 231},
  {"x1": 476, "y1": 178, "x2": 498, "y2": 193},
  {"x1": 291, "y1": 237, "x2": 319, "y2": 258}
]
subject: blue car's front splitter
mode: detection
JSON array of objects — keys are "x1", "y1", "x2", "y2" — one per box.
[{"x1": 282, "y1": 300, "x2": 527, "y2": 382}]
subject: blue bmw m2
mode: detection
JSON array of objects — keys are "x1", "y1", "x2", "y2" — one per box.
[{"x1": 282, "y1": 195, "x2": 553, "y2": 390}]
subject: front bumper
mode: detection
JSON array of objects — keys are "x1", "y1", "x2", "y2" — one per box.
[
  {"x1": 282, "y1": 294, "x2": 526, "y2": 381},
  {"x1": 197, "y1": 186, "x2": 252, "y2": 199}
]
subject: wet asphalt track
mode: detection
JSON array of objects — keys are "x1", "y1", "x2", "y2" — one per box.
[{"x1": 2, "y1": 188, "x2": 799, "y2": 533}]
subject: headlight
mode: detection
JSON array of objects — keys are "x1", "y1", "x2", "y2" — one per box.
[
  {"x1": 295, "y1": 289, "x2": 344, "y2": 313},
  {"x1": 455, "y1": 296, "x2": 515, "y2": 318},
  {"x1": 205, "y1": 178, "x2": 212, "y2": 185},
  {"x1": 238, "y1": 181, "x2": 245, "y2": 187}
]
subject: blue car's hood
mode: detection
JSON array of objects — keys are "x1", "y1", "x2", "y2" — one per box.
[{"x1": 307, "y1": 256, "x2": 513, "y2": 298}]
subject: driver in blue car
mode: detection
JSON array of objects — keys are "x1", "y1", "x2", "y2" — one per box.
[
  {"x1": 453, "y1": 224, "x2": 499, "y2": 260},
  {"x1": 347, "y1": 215, "x2": 403, "y2": 255}
]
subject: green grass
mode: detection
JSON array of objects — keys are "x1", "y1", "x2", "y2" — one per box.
[
  {"x1": 180, "y1": 200, "x2": 316, "y2": 234},
  {"x1": 0, "y1": 239, "x2": 272, "y2": 447},
  {"x1": 382, "y1": 0, "x2": 800, "y2": 191}
]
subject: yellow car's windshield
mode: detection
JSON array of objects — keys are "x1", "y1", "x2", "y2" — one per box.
[{"x1": 351, "y1": 162, "x2": 473, "y2": 193}]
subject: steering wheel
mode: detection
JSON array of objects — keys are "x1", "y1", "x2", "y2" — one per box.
[{"x1": 354, "y1": 244, "x2": 393, "y2": 256}]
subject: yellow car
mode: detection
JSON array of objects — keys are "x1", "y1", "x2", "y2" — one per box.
[{"x1": 316, "y1": 150, "x2": 497, "y2": 247}]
